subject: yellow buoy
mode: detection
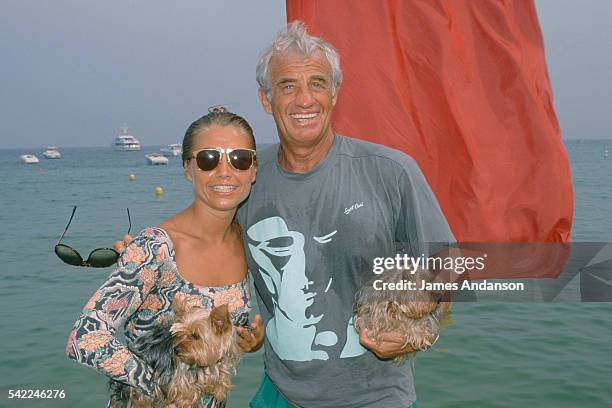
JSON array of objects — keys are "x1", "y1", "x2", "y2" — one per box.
[
  {"x1": 129, "y1": 173, "x2": 136, "y2": 181},
  {"x1": 154, "y1": 186, "x2": 164, "y2": 197}
]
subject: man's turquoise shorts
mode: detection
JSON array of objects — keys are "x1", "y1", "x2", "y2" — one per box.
[{"x1": 249, "y1": 373, "x2": 417, "y2": 408}]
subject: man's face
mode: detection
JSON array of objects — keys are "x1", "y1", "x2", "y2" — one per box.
[{"x1": 259, "y1": 50, "x2": 338, "y2": 148}]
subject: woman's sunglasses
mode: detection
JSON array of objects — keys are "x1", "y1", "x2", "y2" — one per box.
[
  {"x1": 54, "y1": 206, "x2": 131, "y2": 268},
  {"x1": 190, "y1": 147, "x2": 256, "y2": 171}
]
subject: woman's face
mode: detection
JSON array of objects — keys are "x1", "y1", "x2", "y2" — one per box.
[{"x1": 185, "y1": 125, "x2": 256, "y2": 213}]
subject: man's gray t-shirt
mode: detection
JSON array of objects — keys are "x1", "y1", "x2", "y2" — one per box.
[{"x1": 237, "y1": 135, "x2": 454, "y2": 407}]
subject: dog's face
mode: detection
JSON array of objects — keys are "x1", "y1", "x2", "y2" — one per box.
[
  {"x1": 354, "y1": 267, "x2": 442, "y2": 344},
  {"x1": 394, "y1": 268, "x2": 440, "y2": 319},
  {"x1": 170, "y1": 296, "x2": 235, "y2": 367}
]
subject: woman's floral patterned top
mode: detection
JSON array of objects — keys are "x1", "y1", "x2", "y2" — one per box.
[{"x1": 66, "y1": 227, "x2": 251, "y2": 406}]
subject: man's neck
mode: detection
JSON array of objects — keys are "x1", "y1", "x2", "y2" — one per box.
[{"x1": 277, "y1": 131, "x2": 335, "y2": 173}]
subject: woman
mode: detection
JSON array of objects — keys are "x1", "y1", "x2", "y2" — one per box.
[{"x1": 66, "y1": 108, "x2": 264, "y2": 406}]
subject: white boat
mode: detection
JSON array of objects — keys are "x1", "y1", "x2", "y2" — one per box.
[
  {"x1": 42, "y1": 146, "x2": 61, "y2": 159},
  {"x1": 113, "y1": 126, "x2": 141, "y2": 151},
  {"x1": 20, "y1": 154, "x2": 39, "y2": 164},
  {"x1": 145, "y1": 153, "x2": 169, "y2": 165},
  {"x1": 160, "y1": 143, "x2": 182, "y2": 157}
]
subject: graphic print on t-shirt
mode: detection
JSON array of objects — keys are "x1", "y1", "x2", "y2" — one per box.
[{"x1": 246, "y1": 216, "x2": 367, "y2": 362}]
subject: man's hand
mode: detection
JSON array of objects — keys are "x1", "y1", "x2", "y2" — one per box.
[
  {"x1": 359, "y1": 329, "x2": 415, "y2": 359},
  {"x1": 114, "y1": 234, "x2": 133, "y2": 254},
  {"x1": 236, "y1": 315, "x2": 265, "y2": 353}
]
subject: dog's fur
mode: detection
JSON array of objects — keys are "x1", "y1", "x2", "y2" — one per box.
[
  {"x1": 354, "y1": 268, "x2": 443, "y2": 363},
  {"x1": 109, "y1": 296, "x2": 242, "y2": 407}
]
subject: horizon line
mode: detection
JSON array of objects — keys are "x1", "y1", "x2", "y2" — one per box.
[{"x1": 0, "y1": 138, "x2": 609, "y2": 151}]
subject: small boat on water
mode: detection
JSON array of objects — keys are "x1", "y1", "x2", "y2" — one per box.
[
  {"x1": 160, "y1": 143, "x2": 182, "y2": 157},
  {"x1": 113, "y1": 126, "x2": 141, "y2": 151},
  {"x1": 43, "y1": 146, "x2": 61, "y2": 159},
  {"x1": 145, "y1": 153, "x2": 169, "y2": 165},
  {"x1": 20, "y1": 154, "x2": 39, "y2": 164}
]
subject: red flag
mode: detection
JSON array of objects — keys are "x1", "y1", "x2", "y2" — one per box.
[{"x1": 286, "y1": 0, "x2": 573, "y2": 244}]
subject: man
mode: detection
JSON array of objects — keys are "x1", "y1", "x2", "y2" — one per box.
[{"x1": 240, "y1": 22, "x2": 454, "y2": 407}]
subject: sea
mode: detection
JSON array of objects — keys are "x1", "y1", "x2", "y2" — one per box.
[{"x1": 0, "y1": 140, "x2": 610, "y2": 407}]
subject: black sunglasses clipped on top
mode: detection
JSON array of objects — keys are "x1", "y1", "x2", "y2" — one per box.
[{"x1": 54, "y1": 206, "x2": 131, "y2": 268}]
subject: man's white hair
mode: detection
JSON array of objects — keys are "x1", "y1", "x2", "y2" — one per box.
[{"x1": 256, "y1": 21, "x2": 343, "y2": 100}]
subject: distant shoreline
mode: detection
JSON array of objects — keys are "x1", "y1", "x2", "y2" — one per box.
[
  {"x1": 0, "y1": 139, "x2": 607, "y2": 151},
  {"x1": 1, "y1": 143, "x2": 277, "y2": 151}
]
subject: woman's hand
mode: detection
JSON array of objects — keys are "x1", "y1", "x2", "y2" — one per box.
[
  {"x1": 236, "y1": 315, "x2": 265, "y2": 353},
  {"x1": 114, "y1": 234, "x2": 134, "y2": 254}
]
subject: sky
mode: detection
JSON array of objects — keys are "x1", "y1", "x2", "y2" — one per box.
[{"x1": 0, "y1": 0, "x2": 610, "y2": 149}]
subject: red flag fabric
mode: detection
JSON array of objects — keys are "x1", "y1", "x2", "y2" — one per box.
[{"x1": 286, "y1": 0, "x2": 573, "y2": 244}]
